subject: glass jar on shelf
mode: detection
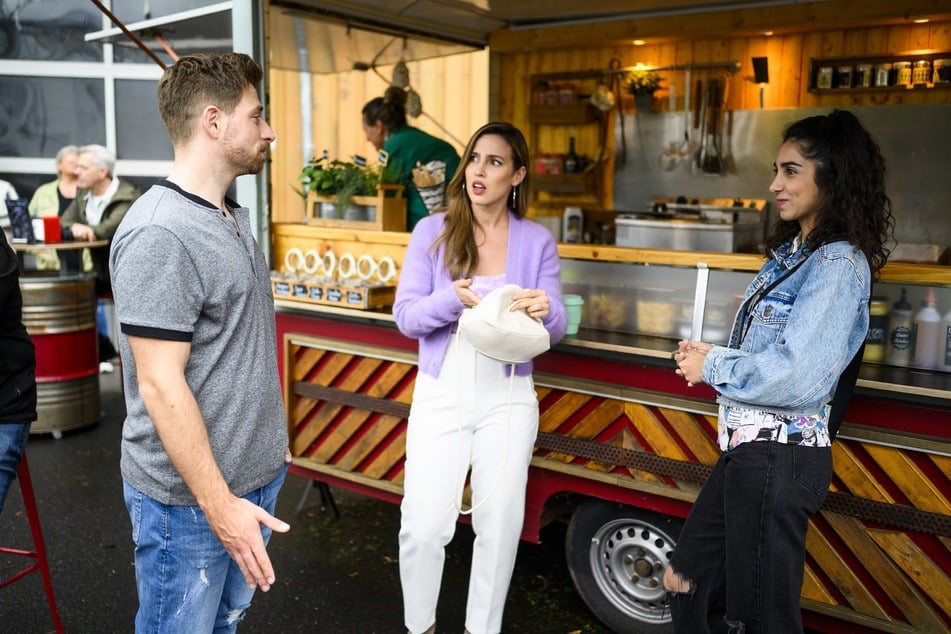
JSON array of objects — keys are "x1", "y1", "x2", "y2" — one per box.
[
  {"x1": 835, "y1": 65, "x2": 853, "y2": 89},
  {"x1": 892, "y1": 61, "x2": 913, "y2": 87},
  {"x1": 912, "y1": 60, "x2": 931, "y2": 86},
  {"x1": 874, "y1": 62, "x2": 892, "y2": 87},
  {"x1": 855, "y1": 64, "x2": 873, "y2": 88}
]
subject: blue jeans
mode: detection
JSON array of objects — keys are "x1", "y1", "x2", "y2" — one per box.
[
  {"x1": 123, "y1": 464, "x2": 288, "y2": 634},
  {"x1": 668, "y1": 441, "x2": 832, "y2": 633},
  {"x1": 0, "y1": 422, "x2": 30, "y2": 515}
]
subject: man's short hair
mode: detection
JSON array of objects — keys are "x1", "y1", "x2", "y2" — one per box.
[
  {"x1": 79, "y1": 144, "x2": 116, "y2": 178},
  {"x1": 157, "y1": 52, "x2": 263, "y2": 146}
]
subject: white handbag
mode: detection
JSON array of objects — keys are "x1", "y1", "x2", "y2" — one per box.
[{"x1": 458, "y1": 284, "x2": 550, "y2": 363}]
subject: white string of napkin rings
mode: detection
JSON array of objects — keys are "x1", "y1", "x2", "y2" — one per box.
[{"x1": 283, "y1": 248, "x2": 396, "y2": 283}]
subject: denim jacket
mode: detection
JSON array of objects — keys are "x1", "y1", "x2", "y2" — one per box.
[{"x1": 703, "y1": 240, "x2": 870, "y2": 418}]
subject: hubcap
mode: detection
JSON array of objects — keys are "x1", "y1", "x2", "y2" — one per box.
[{"x1": 587, "y1": 518, "x2": 677, "y2": 624}]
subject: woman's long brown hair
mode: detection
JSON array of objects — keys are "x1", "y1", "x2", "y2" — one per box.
[{"x1": 433, "y1": 121, "x2": 531, "y2": 280}]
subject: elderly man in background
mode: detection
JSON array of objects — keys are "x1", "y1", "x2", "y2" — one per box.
[
  {"x1": 61, "y1": 144, "x2": 140, "y2": 290},
  {"x1": 29, "y1": 145, "x2": 80, "y2": 219}
]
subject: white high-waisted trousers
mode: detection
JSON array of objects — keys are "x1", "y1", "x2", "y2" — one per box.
[{"x1": 400, "y1": 332, "x2": 539, "y2": 634}]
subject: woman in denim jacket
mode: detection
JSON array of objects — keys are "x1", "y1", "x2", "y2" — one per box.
[{"x1": 664, "y1": 110, "x2": 894, "y2": 633}]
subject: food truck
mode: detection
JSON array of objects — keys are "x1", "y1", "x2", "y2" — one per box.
[
  {"x1": 3, "y1": 1, "x2": 949, "y2": 631},
  {"x1": 261, "y1": 3, "x2": 951, "y2": 631}
]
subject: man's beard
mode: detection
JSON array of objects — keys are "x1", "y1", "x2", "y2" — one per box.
[{"x1": 226, "y1": 140, "x2": 268, "y2": 177}]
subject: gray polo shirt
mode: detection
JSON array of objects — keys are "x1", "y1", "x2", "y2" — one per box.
[{"x1": 110, "y1": 181, "x2": 287, "y2": 505}]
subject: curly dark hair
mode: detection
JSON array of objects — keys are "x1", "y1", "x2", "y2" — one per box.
[
  {"x1": 435, "y1": 121, "x2": 531, "y2": 280},
  {"x1": 765, "y1": 109, "x2": 894, "y2": 276}
]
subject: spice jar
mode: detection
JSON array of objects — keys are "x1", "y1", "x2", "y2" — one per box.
[
  {"x1": 816, "y1": 66, "x2": 834, "y2": 89},
  {"x1": 836, "y1": 65, "x2": 853, "y2": 89},
  {"x1": 855, "y1": 64, "x2": 873, "y2": 88},
  {"x1": 934, "y1": 59, "x2": 951, "y2": 84},
  {"x1": 912, "y1": 60, "x2": 931, "y2": 86},
  {"x1": 874, "y1": 63, "x2": 892, "y2": 87},
  {"x1": 893, "y1": 61, "x2": 912, "y2": 87}
]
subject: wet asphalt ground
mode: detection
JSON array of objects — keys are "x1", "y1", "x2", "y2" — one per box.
[{"x1": 1, "y1": 369, "x2": 611, "y2": 633}]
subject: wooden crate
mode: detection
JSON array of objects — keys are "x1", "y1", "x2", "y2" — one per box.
[
  {"x1": 306, "y1": 185, "x2": 407, "y2": 232},
  {"x1": 271, "y1": 277, "x2": 396, "y2": 310}
]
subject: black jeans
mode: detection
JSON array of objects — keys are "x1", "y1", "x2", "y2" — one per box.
[{"x1": 668, "y1": 441, "x2": 832, "y2": 633}]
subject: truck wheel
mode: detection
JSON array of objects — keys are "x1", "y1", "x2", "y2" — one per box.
[{"x1": 565, "y1": 500, "x2": 683, "y2": 633}]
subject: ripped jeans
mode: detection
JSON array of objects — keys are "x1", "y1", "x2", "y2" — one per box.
[
  {"x1": 666, "y1": 441, "x2": 831, "y2": 633},
  {"x1": 122, "y1": 464, "x2": 288, "y2": 634}
]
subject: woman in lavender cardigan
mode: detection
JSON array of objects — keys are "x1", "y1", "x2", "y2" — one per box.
[{"x1": 393, "y1": 121, "x2": 567, "y2": 634}]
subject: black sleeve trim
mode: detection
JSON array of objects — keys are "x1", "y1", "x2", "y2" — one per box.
[{"x1": 120, "y1": 323, "x2": 193, "y2": 342}]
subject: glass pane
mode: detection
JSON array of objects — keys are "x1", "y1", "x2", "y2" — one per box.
[
  {"x1": 112, "y1": 0, "x2": 225, "y2": 23},
  {"x1": 0, "y1": 76, "x2": 105, "y2": 159},
  {"x1": 115, "y1": 80, "x2": 173, "y2": 161},
  {"x1": 1, "y1": 0, "x2": 102, "y2": 61},
  {"x1": 109, "y1": 0, "x2": 232, "y2": 65}
]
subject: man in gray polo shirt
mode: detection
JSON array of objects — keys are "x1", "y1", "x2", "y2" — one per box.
[{"x1": 110, "y1": 53, "x2": 289, "y2": 633}]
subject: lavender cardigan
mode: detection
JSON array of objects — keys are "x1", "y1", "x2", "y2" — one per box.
[{"x1": 393, "y1": 211, "x2": 567, "y2": 377}]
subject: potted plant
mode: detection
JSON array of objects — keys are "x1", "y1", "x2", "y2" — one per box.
[
  {"x1": 626, "y1": 69, "x2": 663, "y2": 112},
  {"x1": 298, "y1": 156, "x2": 381, "y2": 219}
]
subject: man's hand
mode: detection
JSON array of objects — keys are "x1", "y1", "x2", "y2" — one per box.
[
  {"x1": 70, "y1": 222, "x2": 96, "y2": 241},
  {"x1": 205, "y1": 495, "x2": 290, "y2": 591}
]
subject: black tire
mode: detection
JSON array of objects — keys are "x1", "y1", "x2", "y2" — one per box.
[{"x1": 565, "y1": 499, "x2": 683, "y2": 634}]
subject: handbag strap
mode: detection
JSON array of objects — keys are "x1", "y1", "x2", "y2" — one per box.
[{"x1": 738, "y1": 252, "x2": 810, "y2": 343}]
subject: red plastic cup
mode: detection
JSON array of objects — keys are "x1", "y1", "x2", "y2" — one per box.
[{"x1": 42, "y1": 216, "x2": 61, "y2": 243}]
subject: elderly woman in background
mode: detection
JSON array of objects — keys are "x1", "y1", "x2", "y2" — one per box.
[{"x1": 29, "y1": 145, "x2": 80, "y2": 218}]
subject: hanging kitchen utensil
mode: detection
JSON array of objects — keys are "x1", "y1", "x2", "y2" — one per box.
[
  {"x1": 610, "y1": 58, "x2": 627, "y2": 164},
  {"x1": 658, "y1": 82, "x2": 681, "y2": 171},
  {"x1": 721, "y1": 75, "x2": 736, "y2": 173},
  {"x1": 692, "y1": 79, "x2": 707, "y2": 174},
  {"x1": 702, "y1": 78, "x2": 722, "y2": 174},
  {"x1": 678, "y1": 69, "x2": 698, "y2": 161}
]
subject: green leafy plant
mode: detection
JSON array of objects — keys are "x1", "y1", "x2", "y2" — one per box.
[
  {"x1": 626, "y1": 69, "x2": 663, "y2": 96},
  {"x1": 298, "y1": 156, "x2": 381, "y2": 210}
]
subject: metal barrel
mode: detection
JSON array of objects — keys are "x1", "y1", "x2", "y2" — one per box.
[{"x1": 19, "y1": 274, "x2": 100, "y2": 434}]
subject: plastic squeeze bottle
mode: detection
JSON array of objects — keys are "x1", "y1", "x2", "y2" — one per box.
[
  {"x1": 885, "y1": 288, "x2": 914, "y2": 367},
  {"x1": 913, "y1": 287, "x2": 941, "y2": 369},
  {"x1": 939, "y1": 303, "x2": 951, "y2": 372}
]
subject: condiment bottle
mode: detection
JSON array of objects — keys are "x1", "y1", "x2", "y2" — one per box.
[
  {"x1": 940, "y1": 304, "x2": 951, "y2": 372},
  {"x1": 885, "y1": 288, "x2": 913, "y2": 367},
  {"x1": 564, "y1": 136, "x2": 579, "y2": 174},
  {"x1": 864, "y1": 297, "x2": 889, "y2": 363},
  {"x1": 913, "y1": 287, "x2": 941, "y2": 369}
]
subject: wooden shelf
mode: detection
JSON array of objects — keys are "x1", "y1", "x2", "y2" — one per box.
[
  {"x1": 808, "y1": 51, "x2": 950, "y2": 91},
  {"x1": 528, "y1": 103, "x2": 600, "y2": 124},
  {"x1": 528, "y1": 71, "x2": 607, "y2": 207},
  {"x1": 533, "y1": 172, "x2": 598, "y2": 194}
]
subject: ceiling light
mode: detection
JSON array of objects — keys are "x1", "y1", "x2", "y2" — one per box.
[
  {"x1": 762, "y1": 31, "x2": 774, "y2": 36},
  {"x1": 912, "y1": 16, "x2": 930, "y2": 24},
  {"x1": 633, "y1": 39, "x2": 645, "y2": 46}
]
